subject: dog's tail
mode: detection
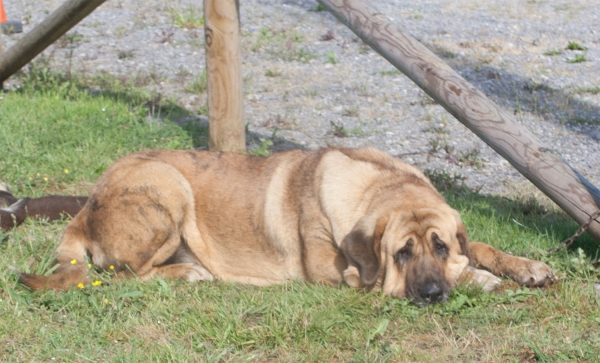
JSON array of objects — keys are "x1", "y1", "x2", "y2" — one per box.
[
  {"x1": 17, "y1": 265, "x2": 90, "y2": 291},
  {"x1": 16, "y1": 222, "x2": 91, "y2": 290}
]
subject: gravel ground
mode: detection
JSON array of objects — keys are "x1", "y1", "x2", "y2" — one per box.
[{"x1": 2, "y1": 0, "x2": 599, "y2": 197}]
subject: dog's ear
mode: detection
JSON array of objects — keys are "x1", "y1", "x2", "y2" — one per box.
[
  {"x1": 453, "y1": 210, "x2": 474, "y2": 266},
  {"x1": 341, "y1": 215, "x2": 389, "y2": 287}
]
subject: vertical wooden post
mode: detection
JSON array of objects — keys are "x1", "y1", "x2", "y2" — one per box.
[
  {"x1": 0, "y1": 26, "x2": 3, "y2": 89},
  {"x1": 204, "y1": 0, "x2": 245, "y2": 152}
]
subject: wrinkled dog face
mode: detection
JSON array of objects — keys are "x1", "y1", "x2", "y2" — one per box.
[{"x1": 380, "y1": 208, "x2": 471, "y2": 306}]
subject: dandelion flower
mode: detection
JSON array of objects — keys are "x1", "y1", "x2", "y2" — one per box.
[
  {"x1": 88, "y1": 263, "x2": 92, "y2": 268},
  {"x1": 92, "y1": 280, "x2": 102, "y2": 287},
  {"x1": 64, "y1": 169, "x2": 69, "y2": 174},
  {"x1": 77, "y1": 283, "x2": 85, "y2": 289},
  {"x1": 70, "y1": 259, "x2": 77, "y2": 265},
  {"x1": 109, "y1": 265, "x2": 115, "y2": 270},
  {"x1": 43, "y1": 177, "x2": 48, "y2": 182}
]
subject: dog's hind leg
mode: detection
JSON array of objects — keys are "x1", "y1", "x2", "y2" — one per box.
[
  {"x1": 136, "y1": 238, "x2": 214, "y2": 282},
  {"x1": 18, "y1": 158, "x2": 214, "y2": 290},
  {"x1": 139, "y1": 263, "x2": 214, "y2": 282}
]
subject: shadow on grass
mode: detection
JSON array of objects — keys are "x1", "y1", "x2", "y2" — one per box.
[
  {"x1": 305, "y1": 2, "x2": 600, "y2": 130},
  {"x1": 12, "y1": 66, "x2": 211, "y2": 148},
  {"x1": 427, "y1": 42, "x2": 600, "y2": 132},
  {"x1": 427, "y1": 169, "x2": 600, "y2": 259}
]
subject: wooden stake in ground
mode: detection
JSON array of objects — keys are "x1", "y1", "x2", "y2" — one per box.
[
  {"x1": 0, "y1": 18, "x2": 3, "y2": 89},
  {"x1": 0, "y1": 0, "x2": 106, "y2": 84},
  {"x1": 204, "y1": 0, "x2": 245, "y2": 152},
  {"x1": 317, "y1": 0, "x2": 600, "y2": 242}
]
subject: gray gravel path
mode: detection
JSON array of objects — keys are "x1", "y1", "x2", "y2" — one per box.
[{"x1": 2, "y1": 0, "x2": 599, "y2": 197}]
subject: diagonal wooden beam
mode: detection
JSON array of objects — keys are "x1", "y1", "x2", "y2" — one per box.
[
  {"x1": 317, "y1": 0, "x2": 600, "y2": 242},
  {"x1": 0, "y1": 0, "x2": 106, "y2": 84}
]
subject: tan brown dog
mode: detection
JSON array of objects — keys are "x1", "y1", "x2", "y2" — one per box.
[{"x1": 18, "y1": 148, "x2": 553, "y2": 305}]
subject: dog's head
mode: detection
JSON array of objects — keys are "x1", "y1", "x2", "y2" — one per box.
[{"x1": 341, "y1": 205, "x2": 472, "y2": 306}]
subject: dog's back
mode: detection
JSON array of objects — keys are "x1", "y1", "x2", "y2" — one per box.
[{"x1": 17, "y1": 148, "x2": 439, "y2": 290}]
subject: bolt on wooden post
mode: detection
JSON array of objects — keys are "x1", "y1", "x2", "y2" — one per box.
[{"x1": 204, "y1": 0, "x2": 245, "y2": 152}]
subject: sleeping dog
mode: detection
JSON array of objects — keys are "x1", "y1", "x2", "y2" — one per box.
[{"x1": 17, "y1": 148, "x2": 553, "y2": 305}]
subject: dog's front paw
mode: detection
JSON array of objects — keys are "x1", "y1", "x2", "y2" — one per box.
[
  {"x1": 512, "y1": 259, "x2": 555, "y2": 287},
  {"x1": 459, "y1": 266, "x2": 501, "y2": 292}
]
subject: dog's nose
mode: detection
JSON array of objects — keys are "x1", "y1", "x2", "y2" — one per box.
[{"x1": 419, "y1": 282, "x2": 443, "y2": 302}]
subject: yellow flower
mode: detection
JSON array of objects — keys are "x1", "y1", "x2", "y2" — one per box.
[
  {"x1": 109, "y1": 265, "x2": 115, "y2": 270},
  {"x1": 64, "y1": 169, "x2": 69, "y2": 174},
  {"x1": 77, "y1": 283, "x2": 85, "y2": 289},
  {"x1": 70, "y1": 259, "x2": 77, "y2": 265},
  {"x1": 103, "y1": 299, "x2": 109, "y2": 304},
  {"x1": 88, "y1": 263, "x2": 92, "y2": 268},
  {"x1": 92, "y1": 280, "x2": 102, "y2": 287},
  {"x1": 43, "y1": 177, "x2": 48, "y2": 182},
  {"x1": 36, "y1": 173, "x2": 40, "y2": 177}
]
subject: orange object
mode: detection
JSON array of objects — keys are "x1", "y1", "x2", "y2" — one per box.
[
  {"x1": 0, "y1": 0, "x2": 22, "y2": 34},
  {"x1": 0, "y1": 0, "x2": 7, "y2": 23}
]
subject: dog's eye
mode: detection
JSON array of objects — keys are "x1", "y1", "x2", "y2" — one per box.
[
  {"x1": 434, "y1": 240, "x2": 448, "y2": 255},
  {"x1": 395, "y1": 246, "x2": 411, "y2": 262}
]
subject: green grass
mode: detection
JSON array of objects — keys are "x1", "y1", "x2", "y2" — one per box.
[
  {"x1": 1, "y1": 75, "x2": 599, "y2": 361},
  {"x1": 325, "y1": 52, "x2": 338, "y2": 65},
  {"x1": 0, "y1": 72, "x2": 194, "y2": 196},
  {"x1": 566, "y1": 41, "x2": 587, "y2": 51},
  {"x1": 543, "y1": 49, "x2": 563, "y2": 56},
  {"x1": 567, "y1": 53, "x2": 588, "y2": 63},
  {"x1": 187, "y1": 69, "x2": 208, "y2": 94},
  {"x1": 379, "y1": 69, "x2": 403, "y2": 77},
  {"x1": 168, "y1": 6, "x2": 204, "y2": 29},
  {"x1": 576, "y1": 87, "x2": 600, "y2": 95}
]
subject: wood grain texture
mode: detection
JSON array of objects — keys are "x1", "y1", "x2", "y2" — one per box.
[
  {"x1": 204, "y1": 0, "x2": 245, "y2": 152},
  {"x1": 317, "y1": 0, "x2": 600, "y2": 242},
  {"x1": 0, "y1": 30, "x2": 3, "y2": 88},
  {"x1": 0, "y1": 0, "x2": 106, "y2": 84}
]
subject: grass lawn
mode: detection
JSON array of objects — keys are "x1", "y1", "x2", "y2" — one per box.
[{"x1": 0, "y1": 76, "x2": 599, "y2": 362}]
